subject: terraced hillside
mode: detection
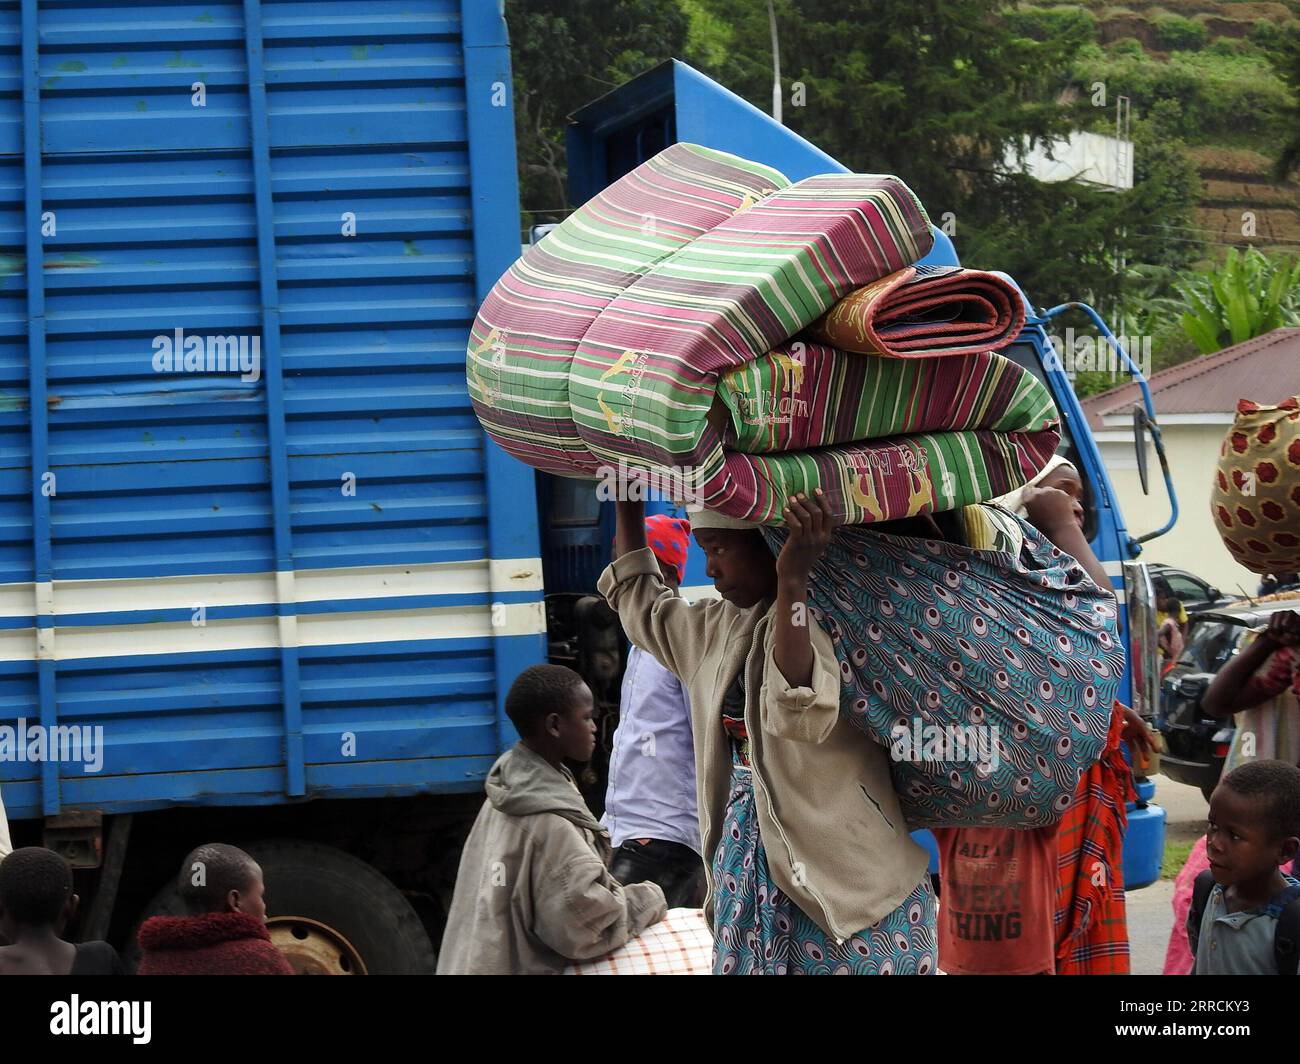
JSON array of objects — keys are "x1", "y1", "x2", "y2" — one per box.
[
  {"x1": 1191, "y1": 144, "x2": 1300, "y2": 247},
  {"x1": 1041, "y1": 1, "x2": 1300, "y2": 258}
]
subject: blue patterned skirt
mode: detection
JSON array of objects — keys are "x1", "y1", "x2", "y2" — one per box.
[{"x1": 711, "y1": 758, "x2": 937, "y2": 975}]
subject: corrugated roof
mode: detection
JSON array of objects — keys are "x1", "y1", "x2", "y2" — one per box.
[{"x1": 1079, "y1": 327, "x2": 1300, "y2": 430}]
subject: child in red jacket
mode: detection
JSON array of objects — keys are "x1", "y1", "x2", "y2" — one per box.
[{"x1": 136, "y1": 843, "x2": 293, "y2": 975}]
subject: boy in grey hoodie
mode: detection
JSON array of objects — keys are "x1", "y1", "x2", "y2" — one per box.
[{"x1": 437, "y1": 664, "x2": 667, "y2": 974}]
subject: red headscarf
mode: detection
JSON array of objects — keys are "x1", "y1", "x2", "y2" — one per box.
[{"x1": 644, "y1": 514, "x2": 691, "y2": 583}]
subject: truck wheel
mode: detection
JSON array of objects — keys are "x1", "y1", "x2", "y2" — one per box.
[{"x1": 125, "y1": 840, "x2": 437, "y2": 975}]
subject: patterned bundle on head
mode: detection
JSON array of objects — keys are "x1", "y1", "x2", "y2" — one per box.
[{"x1": 1211, "y1": 396, "x2": 1300, "y2": 575}]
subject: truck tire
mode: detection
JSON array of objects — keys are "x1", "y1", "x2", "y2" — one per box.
[{"x1": 125, "y1": 839, "x2": 437, "y2": 975}]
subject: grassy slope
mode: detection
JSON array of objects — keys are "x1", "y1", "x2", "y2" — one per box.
[{"x1": 1044, "y1": 1, "x2": 1300, "y2": 257}]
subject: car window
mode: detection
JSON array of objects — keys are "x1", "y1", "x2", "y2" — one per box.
[
  {"x1": 1215, "y1": 627, "x2": 1249, "y2": 671},
  {"x1": 1181, "y1": 620, "x2": 1238, "y2": 671},
  {"x1": 549, "y1": 476, "x2": 602, "y2": 527},
  {"x1": 1165, "y1": 573, "x2": 1208, "y2": 605}
]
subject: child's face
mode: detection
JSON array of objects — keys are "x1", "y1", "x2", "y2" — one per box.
[
  {"x1": 1039, "y1": 467, "x2": 1085, "y2": 529},
  {"x1": 1205, "y1": 786, "x2": 1299, "y2": 888},
  {"x1": 552, "y1": 682, "x2": 597, "y2": 763}
]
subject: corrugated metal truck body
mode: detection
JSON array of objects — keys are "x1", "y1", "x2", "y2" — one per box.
[{"x1": 0, "y1": 0, "x2": 542, "y2": 831}]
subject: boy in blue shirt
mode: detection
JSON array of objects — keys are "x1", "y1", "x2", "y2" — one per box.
[{"x1": 1190, "y1": 760, "x2": 1300, "y2": 974}]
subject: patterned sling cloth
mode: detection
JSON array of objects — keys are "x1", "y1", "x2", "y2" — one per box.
[
  {"x1": 764, "y1": 506, "x2": 1124, "y2": 829},
  {"x1": 807, "y1": 264, "x2": 1026, "y2": 358},
  {"x1": 1054, "y1": 704, "x2": 1134, "y2": 975},
  {"x1": 469, "y1": 143, "x2": 1060, "y2": 525}
]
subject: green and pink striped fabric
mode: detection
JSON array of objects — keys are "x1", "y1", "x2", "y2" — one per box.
[
  {"x1": 708, "y1": 348, "x2": 1058, "y2": 523},
  {"x1": 570, "y1": 174, "x2": 935, "y2": 473},
  {"x1": 469, "y1": 143, "x2": 787, "y2": 477},
  {"x1": 468, "y1": 143, "x2": 1059, "y2": 525}
]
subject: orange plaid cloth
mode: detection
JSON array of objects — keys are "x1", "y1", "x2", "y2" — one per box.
[
  {"x1": 563, "y1": 908, "x2": 713, "y2": 975},
  {"x1": 1054, "y1": 704, "x2": 1135, "y2": 975}
]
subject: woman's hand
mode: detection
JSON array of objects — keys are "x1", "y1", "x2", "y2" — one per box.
[
  {"x1": 1263, "y1": 610, "x2": 1300, "y2": 648},
  {"x1": 1022, "y1": 485, "x2": 1082, "y2": 533},
  {"x1": 1117, "y1": 703, "x2": 1154, "y2": 760},
  {"x1": 775, "y1": 490, "x2": 837, "y2": 587}
]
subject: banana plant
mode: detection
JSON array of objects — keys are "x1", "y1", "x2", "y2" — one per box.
[{"x1": 1175, "y1": 247, "x2": 1300, "y2": 354}]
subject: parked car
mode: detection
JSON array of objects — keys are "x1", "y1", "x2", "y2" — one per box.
[
  {"x1": 1157, "y1": 596, "x2": 1300, "y2": 801},
  {"x1": 1148, "y1": 564, "x2": 1237, "y2": 615}
]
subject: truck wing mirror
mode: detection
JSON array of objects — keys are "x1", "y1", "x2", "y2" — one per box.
[{"x1": 1134, "y1": 405, "x2": 1152, "y2": 496}]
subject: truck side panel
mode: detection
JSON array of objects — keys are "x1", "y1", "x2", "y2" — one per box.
[{"x1": 0, "y1": 0, "x2": 543, "y2": 822}]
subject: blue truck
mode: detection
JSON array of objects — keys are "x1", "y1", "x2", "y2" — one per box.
[{"x1": 0, "y1": 3, "x2": 1174, "y2": 972}]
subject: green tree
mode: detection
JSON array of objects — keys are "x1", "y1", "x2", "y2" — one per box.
[
  {"x1": 686, "y1": 0, "x2": 1090, "y2": 214},
  {"x1": 506, "y1": 0, "x2": 1203, "y2": 349},
  {"x1": 682, "y1": 1, "x2": 1201, "y2": 315},
  {"x1": 507, "y1": 0, "x2": 688, "y2": 231}
]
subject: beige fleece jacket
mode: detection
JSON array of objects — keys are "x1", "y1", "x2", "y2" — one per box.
[
  {"x1": 598, "y1": 546, "x2": 928, "y2": 941},
  {"x1": 437, "y1": 742, "x2": 666, "y2": 974}
]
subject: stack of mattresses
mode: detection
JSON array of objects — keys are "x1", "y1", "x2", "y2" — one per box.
[{"x1": 468, "y1": 143, "x2": 1056, "y2": 524}]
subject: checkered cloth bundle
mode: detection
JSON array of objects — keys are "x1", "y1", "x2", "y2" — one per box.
[{"x1": 562, "y1": 908, "x2": 713, "y2": 975}]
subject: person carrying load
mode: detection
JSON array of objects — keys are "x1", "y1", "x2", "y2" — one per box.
[{"x1": 601, "y1": 490, "x2": 936, "y2": 975}]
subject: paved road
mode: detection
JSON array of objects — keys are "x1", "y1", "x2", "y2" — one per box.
[
  {"x1": 1126, "y1": 776, "x2": 1206, "y2": 975},
  {"x1": 1158, "y1": 775, "x2": 1210, "y2": 845}
]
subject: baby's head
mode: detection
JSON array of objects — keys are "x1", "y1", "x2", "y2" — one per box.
[{"x1": 1206, "y1": 760, "x2": 1300, "y2": 888}]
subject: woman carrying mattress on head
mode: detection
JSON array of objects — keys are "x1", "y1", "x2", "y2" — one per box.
[{"x1": 599, "y1": 489, "x2": 936, "y2": 975}]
